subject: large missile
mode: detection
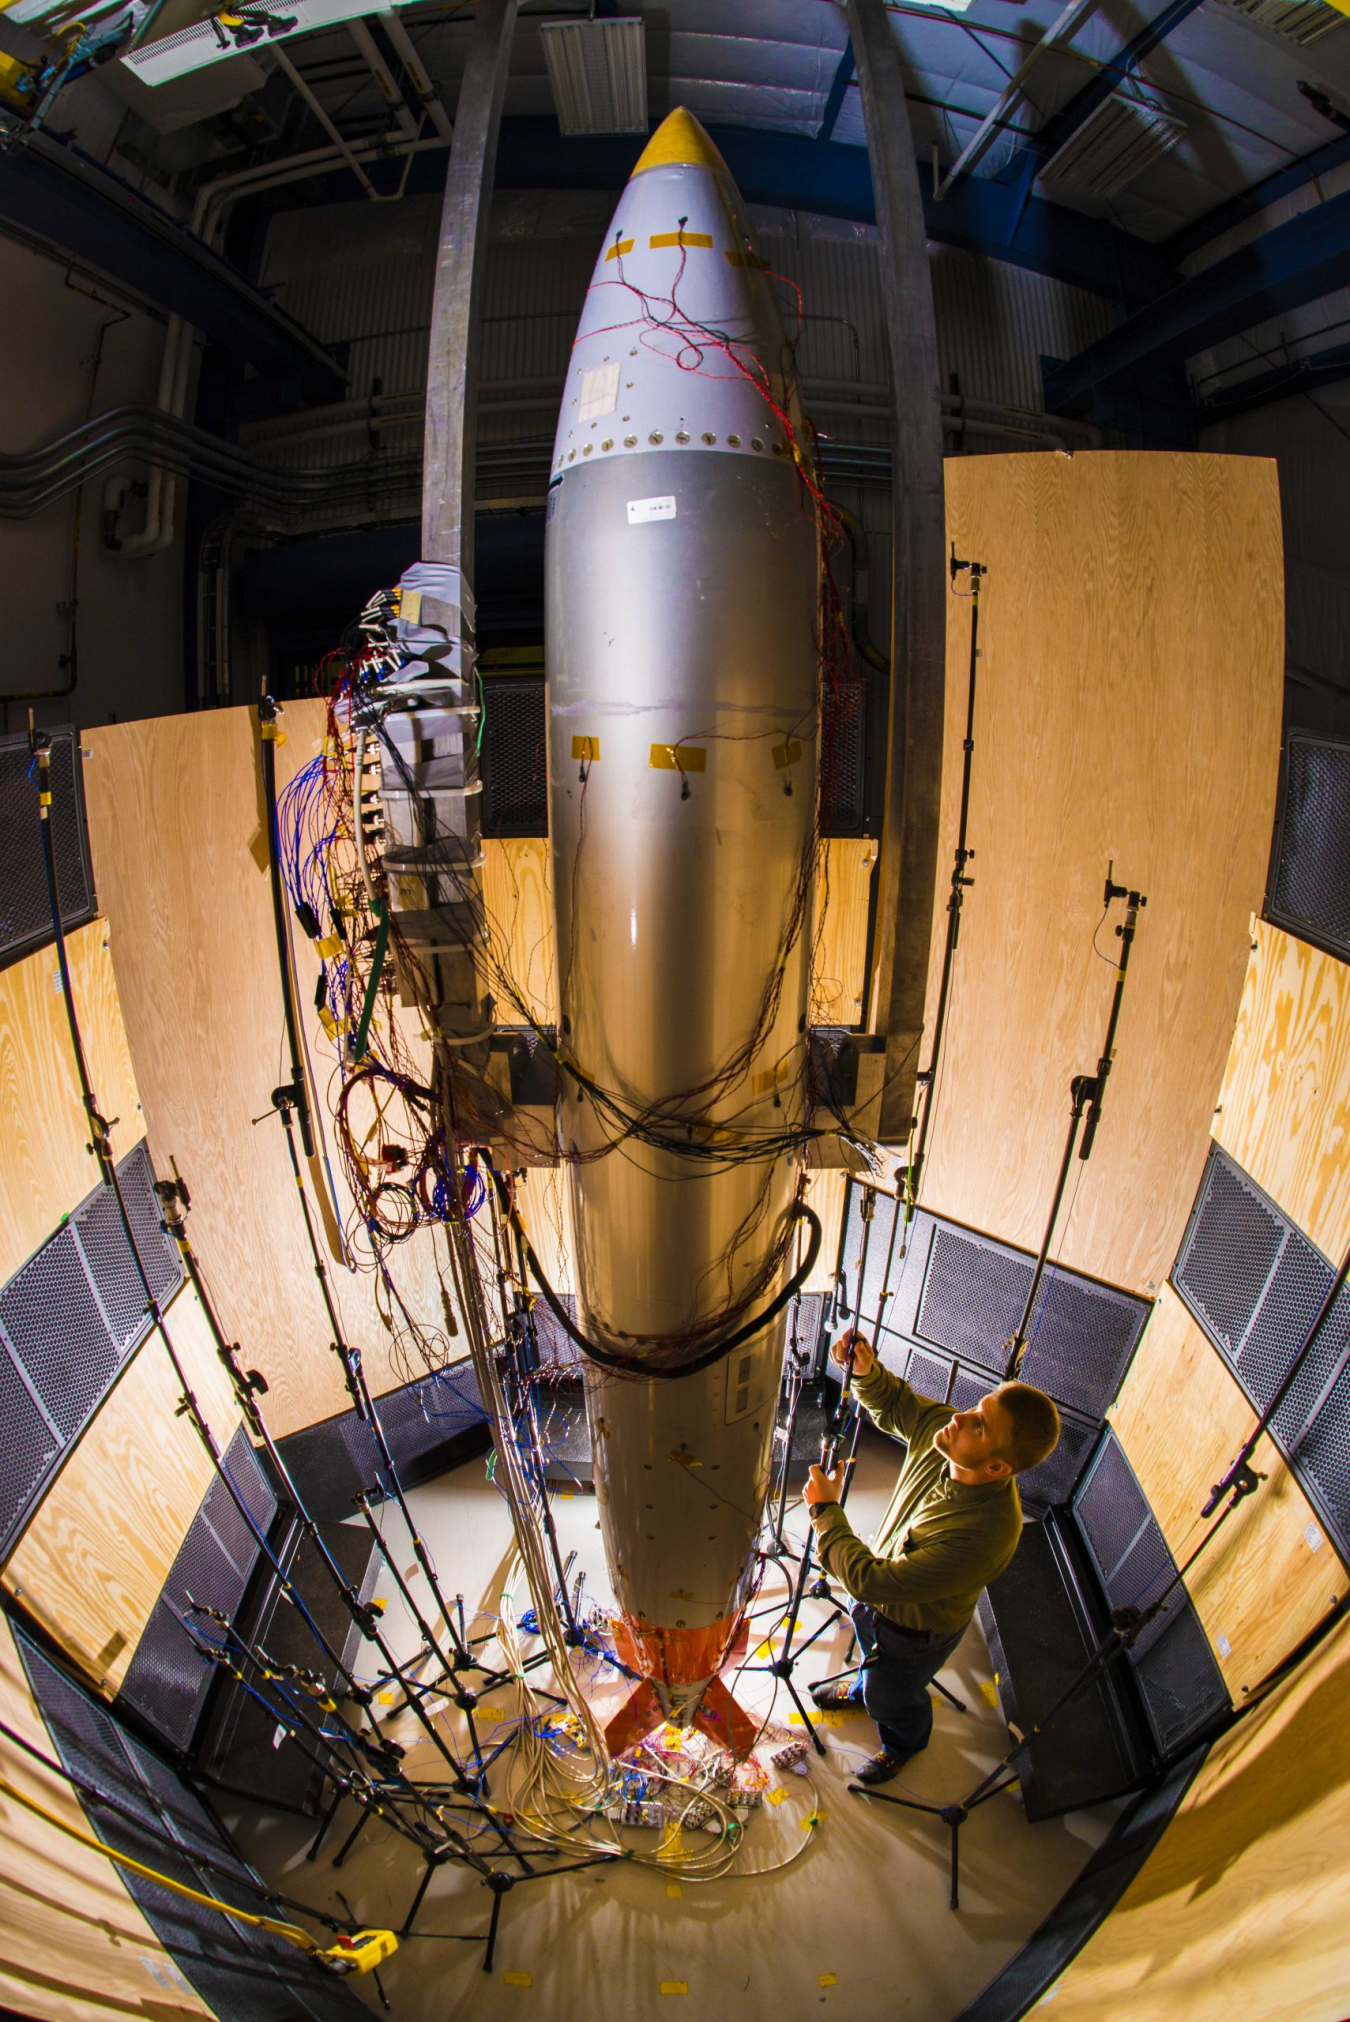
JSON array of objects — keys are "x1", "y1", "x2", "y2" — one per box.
[{"x1": 543, "y1": 109, "x2": 820, "y2": 1752}]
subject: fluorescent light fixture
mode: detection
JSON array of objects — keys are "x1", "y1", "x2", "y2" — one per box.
[
  {"x1": 541, "y1": 16, "x2": 646, "y2": 136},
  {"x1": 1220, "y1": 0, "x2": 1343, "y2": 45},
  {"x1": 1041, "y1": 91, "x2": 1187, "y2": 200}
]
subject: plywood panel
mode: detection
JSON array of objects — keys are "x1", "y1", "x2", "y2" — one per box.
[
  {"x1": 482, "y1": 836, "x2": 557, "y2": 1028},
  {"x1": 0, "y1": 921, "x2": 142, "y2": 1285},
  {"x1": 1214, "y1": 919, "x2": 1350, "y2": 1261},
  {"x1": 83, "y1": 703, "x2": 455, "y2": 1437},
  {"x1": 4, "y1": 1283, "x2": 243, "y2": 1693},
  {"x1": 1111, "y1": 1287, "x2": 1341, "y2": 1699},
  {"x1": 0, "y1": 1612, "x2": 212, "y2": 2022},
  {"x1": 810, "y1": 837, "x2": 876, "y2": 1028},
  {"x1": 921, "y1": 453, "x2": 1283, "y2": 1295},
  {"x1": 801, "y1": 1169, "x2": 849, "y2": 1295},
  {"x1": 1047, "y1": 1609, "x2": 1350, "y2": 2022}
]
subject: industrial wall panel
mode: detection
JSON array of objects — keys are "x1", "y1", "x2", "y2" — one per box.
[
  {"x1": 0, "y1": 724, "x2": 96, "y2": 972},
  {"x1": 1174, "y1": 1142, "x2": 1350, "y2": 1563},
  {"x1": 1266, "y1": 730, "x2": 1350, "y2": 963},
  {"x1": 0, "y1": 1141, "x2": 185, "y2": 1560}
]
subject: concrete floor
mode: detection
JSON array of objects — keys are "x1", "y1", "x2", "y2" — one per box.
[{"x1": 224, "y1": 1433, "x2": 1120, "y2": 2022}]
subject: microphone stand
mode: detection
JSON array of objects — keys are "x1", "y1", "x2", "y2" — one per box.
[{"x1": 1006, "y1": 868, "x2": 1146, "y2": 1377}]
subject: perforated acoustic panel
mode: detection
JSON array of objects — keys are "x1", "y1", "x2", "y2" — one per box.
[
  {"x1": 820, "y1": 673, "x2": 869, "y2": 835},
  {"x1": 117, "y1": 1428, "x2": 277, "y2": 1754},
  {"x1": 1175, "y1": 1142, "x2": 1350, "y2": 1564},
  {"x1": 16, "y1": 1619, "x2": 368, "y2": 2022},
  {"x1": 0, "y1": 724, "x2": 96, "y2": 971},
  {"x1": 835, "y1": 1190, "x2": 1149, "y2": 1429},
  {"x1": 1073, "y1": 1429, "x2": 1229, "y2": 1756},
  {"x1": 481, "y1": 674, "x2": 548, "y2": 837},
  {"x1": 276, "y1": 1360, "x2": 491, "y2": 1523},
  {"x1": 1266, "y1": 730, "x2": 1350, "y2": 962},
  {"x1": 0, "y1": 1140, "x2": 184, "y2": 1558},
  {"x1": 885, "y1": 1340, "x2": 1099, "y2": 1514}
]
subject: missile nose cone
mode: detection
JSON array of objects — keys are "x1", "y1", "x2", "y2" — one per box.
[{"x1": 630, "y1": 106, "x2": 728, "y2": 179}]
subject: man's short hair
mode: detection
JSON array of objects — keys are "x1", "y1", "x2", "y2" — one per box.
[{"x1": 992, "y1": 1383, "x2": 1060, "y2": 1474}]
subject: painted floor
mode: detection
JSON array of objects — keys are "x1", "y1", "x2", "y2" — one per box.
[{"x1": 223, "y1": 1430, "x2": 1119, "y2": 2022}]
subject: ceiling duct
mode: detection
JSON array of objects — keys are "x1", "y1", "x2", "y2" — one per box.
[
  {"x1": 1040, "y1": 89, "x2": 1187, "y2": 199},
  {"x1": 541, "y1": 16, "x2": 646, "y2": 136},
  {"x1": 1218, "y1": 0, "x2": 1343, "y2": 46}
]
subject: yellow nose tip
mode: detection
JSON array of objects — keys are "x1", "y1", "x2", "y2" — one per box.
[{"x1": 631, "y1": 107, "x2": 729, "y2": 178}]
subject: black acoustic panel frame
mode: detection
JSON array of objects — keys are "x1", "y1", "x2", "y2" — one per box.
[
  {"x1": 15, "y1": 1617, "x2": 368, "y2": 2022},
  {"x1": 1174, "y1": 1142, "x2": 1350, "y2": 1566},
  {"x1": 1073, "y1": 1429, "x2": 1230, "y2": 1756},
  {"x1": 0, "y1": 724, "x2": 97, "y2": 971},
  {"x1": 274, "y1": 1360, "x2": 491, "y2": 1524},
  {"x1": 977, "y1": 1514, "x2": 1148, "y2": 1821},
  {"x1": 0, "y1": 1140, "x2": 184, "y2": 1558},
  {"x1": 1266, "y1": 729, "x2": 1350, "y2": 962},
  {"x1": 116, "y1": 1429, "x2": 277, "y2": 1755}
]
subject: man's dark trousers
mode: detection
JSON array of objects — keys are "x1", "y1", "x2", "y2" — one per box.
[{"x1": 845, "y1": 1601, "x2": 965, "y2": 1754}]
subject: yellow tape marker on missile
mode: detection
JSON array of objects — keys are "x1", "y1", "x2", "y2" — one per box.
[
  {"x1": 572, "y1": 735, "x2": 601, "y2": 762},
  {"x1": 772, "y1": 739, "x2": 802, "y2": 770},
  {"x1": 650, "y1": 744, "x2": 706, "y2": 772},
  {"x1": 650, "y1": 231, "x2": 713, "y2": 250},
  {"x1": 604, "y1": 238, "x2": 635, "y2": 261}
]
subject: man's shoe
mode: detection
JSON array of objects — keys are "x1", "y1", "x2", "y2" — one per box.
[
  {"x1": 855, "y1": 1747, "x2": 912, "y2": 1786},
  {"x1": 809, "y1": 1680, "x2": 860, "y2": 1710}
]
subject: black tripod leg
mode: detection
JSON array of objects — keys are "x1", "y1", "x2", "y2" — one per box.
[
  {"x1": 482, "y1": 1882, "x2": 507, "y2": 1974},
  {"x1": 401, "y1": 1854, "x2": 439, "y2": 1937},
  {"x1": 779, "y1": 1671, "x2": 828, "y2": 1759},
  {"x1": 948, "y1": 1812, "x2": 962, "y2": 1913},
  {"x1": 331, "y1": 1800, "x2": 373, "y2": 1869},
  {"x1": 306, "y1": 1783, "x2": 345, "y2": 1863},
  {"x1": 933, "y1": 1678, "x2": 967, "y2": 1714}
]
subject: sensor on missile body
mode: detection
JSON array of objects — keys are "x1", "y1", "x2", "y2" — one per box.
[{"x1": 545, "y1": 109, "x2": 821, "y2": 1754}]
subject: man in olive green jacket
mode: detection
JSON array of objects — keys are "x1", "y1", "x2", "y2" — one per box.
[{"x1": 803, "y1": 1332, "x2": 1060, "y2": 1785}]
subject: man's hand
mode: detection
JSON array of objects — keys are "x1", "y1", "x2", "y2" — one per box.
[
  {"x1": 829, "y1": 1330, "x2": 876, "y2": 1378},
  {"x1": 804, "y1": 1460, "x2": 847, "y2": 1510}
]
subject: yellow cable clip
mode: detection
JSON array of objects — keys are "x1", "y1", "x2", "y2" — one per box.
[{"x1": 317, "y1": 1928, "x2": 399, "y2": 1975}]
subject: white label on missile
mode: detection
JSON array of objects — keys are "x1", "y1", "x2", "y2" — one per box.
[
  {"x1": 628, "y1": 495, "x2": 677, "y2": 524},
  {"x1": 579, "y1": 360, "x2": 621, "y2": 420}
]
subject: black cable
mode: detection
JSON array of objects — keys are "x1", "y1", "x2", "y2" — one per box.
[
  {"x1": 0, "y1": 1706, "x2": 349, "y2": 1933},
  {"x1": 259, "y1": 697, "x2": 315, "y2": 1159},
  {"x1": 493, "y1": 1174, "x2": 821, "y2": 1379}
]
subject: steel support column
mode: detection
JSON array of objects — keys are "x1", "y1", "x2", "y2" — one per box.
[
  {"x1": 844, "y1": 0, "x2": 947, "y2": 1143},
  {"x1": 423, "y1": 0, "x2": 518, "y2": 572}
]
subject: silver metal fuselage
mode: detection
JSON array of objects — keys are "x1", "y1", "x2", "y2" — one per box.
[{"x1": 544, "y1": 126, "x2": 819, "y2": 1716}]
